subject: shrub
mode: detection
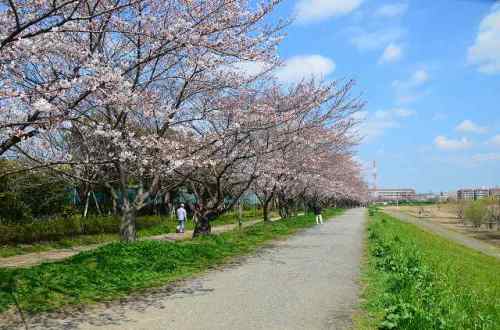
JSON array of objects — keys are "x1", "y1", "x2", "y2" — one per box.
[
  {"x1": 464, "y1": 200, "x2": 487, "y2": 228},
  {"x1": 0, "y1": 160, "x2": 71, "y2": 223},
  {"x1": 0, "y1": 192, "x2": 32, "y2": 223},
  {"x1": 0, "y1": 215, "x2": 165, "y2": 245}
]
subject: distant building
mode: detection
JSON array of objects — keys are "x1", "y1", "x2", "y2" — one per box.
[
  {"x1": 457, "y1": 189, "x2": 475, "y2": 201},
  {"x1": 438, "y1": 192, "x2": 449, "y2": 202},
  {"x1": 415, "y1": 193, "x2": 438, "y2": 202},
  {"x1": 370, "y1": 188, "x2": 416, "y2": 202},
  {"x1": 489, "y1": 188, "x2": 500, "y2": 199},
  {"x1": 457, "y1": 188, "x2": 500, "y2": 201}
]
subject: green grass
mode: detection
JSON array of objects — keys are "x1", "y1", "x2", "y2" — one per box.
[
  {"x1": 356, "y1": 209, "x2": 500, "y2": 329},
  {"x1": 0, "y1": 209, "x2": 269, "y2": 258},
  {"x1": 0, "y1": 208, "x2": 342, "y2": 315}
]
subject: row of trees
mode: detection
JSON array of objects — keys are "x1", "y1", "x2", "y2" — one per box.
[{"x1": 0, "y1": 0, "x2": 368, "y2": 241}]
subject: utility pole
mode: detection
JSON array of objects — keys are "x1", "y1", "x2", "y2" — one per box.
[{"x1": 372, "y1": 160, "x2": 378, "y2": 190}]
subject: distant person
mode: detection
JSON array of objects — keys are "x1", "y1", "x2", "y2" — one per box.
[
  {"x1": 176, "y1": 203, "x2": 187, "y2": 233},
  {"x1": 314, "y1": 205, "x2": 323, "y2": 224}
]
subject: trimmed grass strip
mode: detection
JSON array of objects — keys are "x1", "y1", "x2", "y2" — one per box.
[
  {"x1": 0, "y1": 209, "x2": 342, "y2": 314},
  {"x1": 0, "y1": 210, "x2": 268, "y2": 258}
]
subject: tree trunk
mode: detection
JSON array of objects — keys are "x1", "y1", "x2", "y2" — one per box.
[
  {"x1": 263, "y1": 198, "x2": 271, "y2": 222},
  {"x1": 120, "y1": 205, "x2": 137, "y2": 242},
  {"x1": 193, "y1": 214, "x2": 212, "y2": 238}
]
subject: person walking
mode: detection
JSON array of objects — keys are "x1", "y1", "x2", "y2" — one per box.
[
  {"x1": 314, "y1": 204, "x2": 323, "y2": 224},
  {"x1": 176, "y1": 203, "x2": 187, "y2": 233}
]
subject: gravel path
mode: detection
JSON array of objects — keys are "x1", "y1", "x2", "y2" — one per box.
[
  {"x1": 12, "y1": 208, "x2": 366, "y2": 330},
  {"x1": 384, "y1": 209, "x2": 500, "y2": 260}
]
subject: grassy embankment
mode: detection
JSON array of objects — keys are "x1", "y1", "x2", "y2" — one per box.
[
  {"x1": 0, "y1": 208, "x2": 342, "y2": 315},
  {"x1": 356, "y1": 208, "x2": 500, "y2": 329},
  {"x1": 0, "y1": 209, "x2": 266, "y2": 258}
]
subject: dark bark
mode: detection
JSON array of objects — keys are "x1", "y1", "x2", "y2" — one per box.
[
  {"x1": 120, "y1": 205, "x2": 137, "y2": 242},
  {"x1": 263, "y1": 197, "x2": 272, "y2": 222},
  {"x1": 193, "y1": 211, "x2": 217, "y2": 237},
  {"x1": 263, "y1": 200, "x2": 270, "y2": 222}
]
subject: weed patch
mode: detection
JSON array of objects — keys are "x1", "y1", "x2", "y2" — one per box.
[{"x1": 358, "y1": 210, "x2": 500, "y2": 329}]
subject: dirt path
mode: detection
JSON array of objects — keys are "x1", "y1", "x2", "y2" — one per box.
[
  {"x1": 384, "y1": 209, "x2": 500, "y2": 260},
  {"x1": 0, "y1": 217, "x2": 279, "y2": 269},
  {"x1": 9, "y1": 208, "x2": 366, "y2": 330}
]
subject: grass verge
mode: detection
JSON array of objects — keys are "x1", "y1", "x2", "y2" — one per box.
[
  {"x1": 355, "y1": 209, "x2": 500, "y2": 329},
  {"x1": 0, "y1": 210, "x2": 268, "y2": 258},
  {"x1": 0, "y1": 208, "x2": 342, "y2": 315}
]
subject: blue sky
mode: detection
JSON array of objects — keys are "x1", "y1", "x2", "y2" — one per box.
[{"x1": 266, "y1": 0, "x2": 500, "y2": 193}]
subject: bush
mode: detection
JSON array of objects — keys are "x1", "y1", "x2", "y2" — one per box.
[
  {"x1": 0, "y1": 160, "x2": 71, "y2": 223},
  {"x1": 0, "y1": 215, "x2": 165, "y2": 245},
  {"x1": 0, "y1": 192, "x2": 32, "y2": 223},
  {"x1": 464, "y1": 200, "x2": 488, "y2": 228}
]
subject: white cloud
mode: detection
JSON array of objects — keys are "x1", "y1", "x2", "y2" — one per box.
[
  {"x1": 456, "y1": 120, "x2": 487, "y2": 134},
  {"x1": 434, "y1": 136, "x2": 472, "y2": 151},
  {"x1": 393, "y1": 69, "x2": 429, "y2": 89},
  {"x1": 472, "y1": 153, "x2": 500, "y2": 162},
  {"x1": 489, "y1": 134, "x2": 500, "y2": 146},
  {"x1": 349, "y1": 27, "x2": 403, "y2": 51},
  {"x1": 376, "y1": 3, "x2": 408, "y2": 18},
  {"x1": 229, "y1": 61, "x2": 271, "y2": 78},
  {"x1": 468, "y1": 5, "x2": 500, "y2": 74},
  {"x1": 392, "y1": 69, "x2": 430, "y2": 104},
  {"x1": 356, "y1": 108, "x2": 414, "y2": 142},
  {"x1": 275, "y1": 55, "x2": 335, "y2": 83},
  {"x1": 295, "y1": 0, "x2": 364, "y2": 23},
  {"x1": 379, "y1": 43, "x2": 403, "y2": 63},
  {"x1": 412, "y1": 69, "x2": 429, "y2": 85}
]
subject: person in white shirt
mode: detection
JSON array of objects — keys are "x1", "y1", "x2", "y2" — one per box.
[{"x1": 176, "y1": 203, "x2": 187, "y2": 233}]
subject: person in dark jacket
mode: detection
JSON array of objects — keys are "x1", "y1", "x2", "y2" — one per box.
[{"x1": 314, "y1": 205, "x2": 323, "y2": 224}]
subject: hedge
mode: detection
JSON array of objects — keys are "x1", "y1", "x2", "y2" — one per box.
[{"x1": 0, "y1": 216, "x2": 164, "y2": 245}]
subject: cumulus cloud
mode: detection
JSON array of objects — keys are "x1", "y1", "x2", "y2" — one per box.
[
  {"x1": 376, "y1": 2, "x2": 408, "y2": 17},
  {"x1": 228, "y1": 60, "x2": 271, "y2": 78},
  {"x1": 468, "y1": 5, "x2": 500, "y2": 74},
  {"x1": 349, "y1": 27, "x2": 403, "y2": 51},
  {"x1": 456, "y1": 120, "x2": 487, "y2": 134},
  {"x1": 434, "y1": 136, "x2": 472, "y2": 151},
  {"x1": 227, "y1": 55, "x2": 335, "y2": 84},
  {"x1": 412, "y1": 69, "x2": 429, "y2": 85},
  {"x1": 392, "y1": 69, "x2": 430, "y2": 104},
  {"x1": 295, "y1": 0, "x2": 364, "y2": 23},
  {"x1": 355, "y1": 108, "x2": 414, "y2": 141},
  {"x1": 393, "y1": 69, "x2": 429, "y2": 88},
  {"x1": 379, "y1": 43, "x2": 403, "y2": 63},
  {"x1": 275, "y1": 55, "x2": 336, "y2": 83}
]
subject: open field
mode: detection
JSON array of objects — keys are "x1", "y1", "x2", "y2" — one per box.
[
  {"x1": 385, "y1": 204, "x2": 500, "y2": 249},
  {"x1": 356, "y1": 209, "x2": 500, "y2": 329},
  {"x1": 0, "y1": 209, "x2": 343, "y2": 328}
]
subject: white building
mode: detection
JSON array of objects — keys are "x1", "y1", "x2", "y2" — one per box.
[{"x1": 370, "y1": 188, "x2": 416, "y2": 202}]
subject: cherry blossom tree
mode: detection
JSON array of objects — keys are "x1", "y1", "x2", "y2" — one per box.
[
  {"x1": 1, "y1": 0, "x2": 285, "y2": 241},
  {"x1": 1, "y1": 0, "x2": 369, "y2": 243}
]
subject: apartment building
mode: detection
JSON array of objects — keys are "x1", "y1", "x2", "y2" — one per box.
[{"x1": 457, "y1": 188, "x2": 500, "y2": 201}]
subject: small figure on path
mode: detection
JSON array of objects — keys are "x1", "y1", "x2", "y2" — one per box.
[
  {"x1": 176, "y1": 203, "x2": 187, "y2": 233},
  {"x1": 314, "y1": 205, "x2": 323, "y2": 224}
]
